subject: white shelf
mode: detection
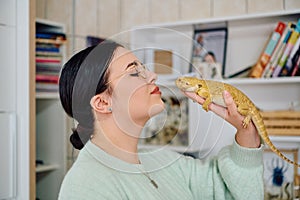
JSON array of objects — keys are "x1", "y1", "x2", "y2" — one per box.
[
  {"x1": 133, "y1": 10, "x2": 300, "y2": 29},
  {"x1": 225, "y1": 77, "x2": 300, "y2": 85},
  {"x1": 36, "y1": 164, "x2": 59, "y2": 173},
  {"x1": 270, "y1": 135, "x2": 300, "y2": 143}
]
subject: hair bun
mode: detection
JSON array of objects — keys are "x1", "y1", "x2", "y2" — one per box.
[
  {"x1": 70, "y1": 129, "x2": 84, "y2": 150},
  {"x1": 70, "y1": 124, "x2": 93, "y2": 150}
]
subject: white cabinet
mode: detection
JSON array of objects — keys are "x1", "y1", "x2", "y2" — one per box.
[
  {"x1": 131, "y1": 10, "x2": 300, "y2": 157},
  {"x1": 0, "y1": 0, "x2": 16, "y2": 26},
  {"x1": 0, "y1": 26, "x2": 16, "y2": 112},
  {"x1": 0, "y1": 112, "x2": 16, "y2": 199}
]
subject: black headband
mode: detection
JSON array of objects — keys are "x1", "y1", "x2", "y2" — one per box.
[{"x1": 72, "y1": 40, "x2": 120, "y2": 127}]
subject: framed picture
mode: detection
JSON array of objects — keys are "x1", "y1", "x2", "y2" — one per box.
[
  {"x1": 263, "y1": 148, "x2": 299, "y2": 200},
  {"x1": 190, "y1": 28, "x2": 227, "y2": 77}
]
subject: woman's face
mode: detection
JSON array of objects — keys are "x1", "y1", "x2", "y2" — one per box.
[{"x1": 107, "y1": 47, "x2": 165, "y2": 129}]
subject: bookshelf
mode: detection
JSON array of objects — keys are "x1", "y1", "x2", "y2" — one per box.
[
  {"x1": 35, "y1": 18, "x2": 69, "y2": 200},
  {"x1": 131, "y1": 10, "x2": 300, "y2": 157}
]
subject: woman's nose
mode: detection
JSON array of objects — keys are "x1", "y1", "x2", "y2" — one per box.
[{"x1": 147, "y1": 70, "x2": 158, "y2": 84}]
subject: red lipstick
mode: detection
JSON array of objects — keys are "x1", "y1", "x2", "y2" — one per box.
[{"x1": 151, "y1": 86, "x2": 161, "y2": 95}]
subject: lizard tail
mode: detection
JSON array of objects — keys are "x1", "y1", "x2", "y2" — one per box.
[{"x1": 252, "y1": 112, "x2": 300, "y2": 168}]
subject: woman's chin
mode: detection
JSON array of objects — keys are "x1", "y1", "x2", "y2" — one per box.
[{"x1": 148, "y1": 103, "x2": 165, "y2": 117}]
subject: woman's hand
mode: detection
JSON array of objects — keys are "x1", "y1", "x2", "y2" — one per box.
[{"x1": 184, "y1": 91, "x2": 261, "y2": 148}]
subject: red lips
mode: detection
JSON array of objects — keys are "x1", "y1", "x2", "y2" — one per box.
[{"x1": 150, "y1": 86, "x2": 161, "y2": 95}]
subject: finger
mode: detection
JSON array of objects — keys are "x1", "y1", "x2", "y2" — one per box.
[
  {"x1": 209, "y1": 102, "x2": 227, "y2": 119},
  {"x1": 223, "y1": 90, "x2": 237, "y2": 115},
  {"x1": 183, "y1": 92, "x2": 205, "y2": 104}
]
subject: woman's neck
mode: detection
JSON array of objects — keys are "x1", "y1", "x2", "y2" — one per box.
[{"x1": 91, "y1": 122, "x2": 142, "y2": 164}]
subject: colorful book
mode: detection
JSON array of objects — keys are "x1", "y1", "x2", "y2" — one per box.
[
  {"x1": 36, "y1": 74, "x2": 59, "y2": 84},
  {"x1": 273, "y1": 22, "x2": 300, "y2": 77},
  {"x1": 248, "y1": 21, "x2": 286, "y2": 78},
  {"x1": 291, "y1": 45, "x2": 300, "y2": 76},
  {"x1": 264, "y1": 23, "x2": 295, "y2": 78},
  {"x1": 36, "y1": 57, "x2": 62, "y2": 63},
  {"x1": 280, "y1": 19, "x2": 300, "y2": 76}
]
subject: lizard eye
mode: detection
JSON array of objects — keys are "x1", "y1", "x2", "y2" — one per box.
[{"x1": 197, "y1": 84, "x2": 202, "y2": 88}]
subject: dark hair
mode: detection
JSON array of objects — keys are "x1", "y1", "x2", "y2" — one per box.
[
  {"x1": 59, "y1": 41, "x2": 121, "y2": 150},
  {"x1": 205, "y1": 51, "x2": 216, "y2": 61}
]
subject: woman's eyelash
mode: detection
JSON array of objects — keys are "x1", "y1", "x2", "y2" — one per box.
[{"x1": 130, "y1": 72, "x2": 139, "y2": 77}]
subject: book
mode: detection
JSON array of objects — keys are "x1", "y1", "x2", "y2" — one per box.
[
  {"x1": 263, "y1": 23, "x2": 296, "y2": 78},
  {"x1": 248, "y1": 21, "x2": 286, "y2": 78},
  {"x1": 36, "y1": 32, "x2": 66, "y2": 40},
  {"x1": 36, "y1": 74, "x2": 59, "y2": 84},
  {"x1": 262, "y1": 23, "x2": 293, "y2": 77},
  {"x1": 280, "y1": 19, "x2": 300, "y2": 76},
  {"x1": 272, "y1": 22, "x2": 300, "y2": 77},
  {"x1": 291, "y1": 46, "x2": 300, "y2": 76},
  {"x1": 36, "y1": 82, "x2": 59, "y2": 92}
]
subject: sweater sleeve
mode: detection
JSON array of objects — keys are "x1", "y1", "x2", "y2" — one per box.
[
  {"x1": 176, "y1": 139, "x2": 264, "y2": 200},
  {"x1": 217, "y1": 139, "x2": 264, "y2": 200}
]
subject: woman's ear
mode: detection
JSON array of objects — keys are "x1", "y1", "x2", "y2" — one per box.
[{"x1": 90, "y1": 93, "x2": 112, "y2": 114}]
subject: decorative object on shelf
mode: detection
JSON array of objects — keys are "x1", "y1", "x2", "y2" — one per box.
[
  {"x1": 260, "y1": 110, "x2": 300, "y2": 136},
  {"x1": 190, "y1": 27, "x2": 227, "y2": 77},
  {"x1": 175, "y1": 76, "x2": 300, "y2": 167},
  {"x1": 154, "y1": 50, "x2": 173, "y2": 74},
  {"x1": 263, "y1": 148, "x2": 299, "y2": 200}
]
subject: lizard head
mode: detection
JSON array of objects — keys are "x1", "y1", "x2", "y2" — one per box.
[{"x1": 175, "y1": 77, "x2": 205, "y2": 92}]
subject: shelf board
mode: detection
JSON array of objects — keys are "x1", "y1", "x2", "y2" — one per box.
[
  {"x1": 270, "y1": 135, "x2": 300, "y2": 143},
  {"x1": 132, "y1": 9, "x2": 300, "y2": 29},
  {"x1": 36, "y1": 164, "x2": 59, "y2": 173},
  {"x1": 36, "y1": 92, "x2": 59, "y2": 99},
  {"x1": 225, "y1": 77, "x2": 300, "y2": 85}
]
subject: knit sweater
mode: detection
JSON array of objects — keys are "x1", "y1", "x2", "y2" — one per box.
[{"x1": 58, "y1": 140, "x2": 264, "y2": 200}]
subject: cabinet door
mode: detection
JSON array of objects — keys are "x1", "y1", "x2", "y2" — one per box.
[
  {"x1": 0, "y1": 26, "x2": 16, "y2": 111},
  {"x1": 0, "y1": 0, "x2": 16, "y2": 26},
  {"x1": 0, "y1": 112, "x2": 16, "y2": 199}
]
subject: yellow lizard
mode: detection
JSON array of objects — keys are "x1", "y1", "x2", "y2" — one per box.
[{"x1": 175, "y1": 76, "x2": 300, "y2": 167}]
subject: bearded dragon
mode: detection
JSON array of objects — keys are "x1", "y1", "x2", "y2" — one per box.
[{"x1": 175, "y1": 76, "x2": 300, "y2": 167}]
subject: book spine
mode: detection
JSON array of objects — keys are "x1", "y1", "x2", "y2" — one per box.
[
  {"x1": 272, "y1": 29, "x2": 299, "y2": 77},
  {"x1": 36, "y1": 74, "x2": 59, "y2": 84},
  {"x1": 291, "y1": 49, "x2": 300, "y2": 76},
  {"x1": 264, "y1": 26, "x2": 294, "y2": 78},
  {"x1": 281, "y1": 36, "x2": 300, "y2": 76},
  {"x1": 249, "y1": 21, "x2": 286, "y2": 78},
  {"x1": 279, "y1": 19, "x2": 300, "y2": 76}
]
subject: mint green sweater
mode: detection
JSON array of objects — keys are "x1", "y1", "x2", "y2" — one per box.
[{"x1": 58, "y1": 140, "x2": 264, "y2": 200}]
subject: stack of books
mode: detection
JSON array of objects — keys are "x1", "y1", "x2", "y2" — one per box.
[
  {"x1": 248, "y1": 19, "x2": 300, "y2": 78},
  {"x1": 35, "y1": 31, "x2": 66, "y2": 93}
]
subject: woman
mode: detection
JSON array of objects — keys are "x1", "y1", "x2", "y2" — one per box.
[{"x1": 58, "y1": 40, "x2": 263, "y2": 200}]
